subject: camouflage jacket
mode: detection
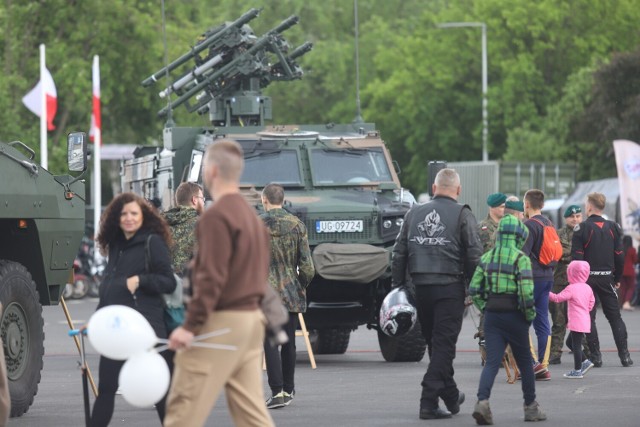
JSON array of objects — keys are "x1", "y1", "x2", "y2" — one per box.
[
  {"x1": 478, "y1": 214, "x2": 499, "y2": 253},
  {"x1": 553, "y1": 224, "x2": 574, "y2": 287},
  {"x1": 163, "y1": 206, "x2": 199, "y2": 275},
  {"x1": 260, "y1": 208, "x2": 315, "y2": 313}
]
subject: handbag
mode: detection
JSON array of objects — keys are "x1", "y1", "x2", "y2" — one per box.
[{"x1": 145, "y1": 235, "x2": 185, "y2": 333}]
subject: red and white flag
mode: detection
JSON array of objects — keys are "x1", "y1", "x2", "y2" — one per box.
[
  {"x1": 89, "y1": 56, "x2": 101, "y2": 143},
  {"x1": 22, "y1": 67, "x2": 57, "y2": 131}
]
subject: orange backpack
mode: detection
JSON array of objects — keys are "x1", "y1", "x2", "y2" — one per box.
[{"x1": 531, "y1": 218, "x2": 563, "y2": 266}]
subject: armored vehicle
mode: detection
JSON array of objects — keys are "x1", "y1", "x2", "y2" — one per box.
[
  {"x1": 0, "y1": 132, "x2": 87, "y2": 416},
  {"x1": 121, "y1": 9, "x2": 426, "y2": 362}
]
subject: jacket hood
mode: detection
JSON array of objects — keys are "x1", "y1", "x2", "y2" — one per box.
[
  {"x1": 163, "y1": 206, "x2": 199, "y2": 226},
  {"x1": 262, "y1": 208, "x2": 298, "y2": 237},
  {"x1": 496, "y1": 214, "x2": 529, "y2": 250},
  {"x1": 567, "y1": 260, "x2": 590, "y2": 284}
]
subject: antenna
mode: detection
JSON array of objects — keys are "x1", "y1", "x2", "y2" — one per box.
[
  {"x1": 161, "y1": 0, "x2": 175, "y2": 128},
  {"x1": 352, "y1": 0, "x2": 364, "y2": 124}
]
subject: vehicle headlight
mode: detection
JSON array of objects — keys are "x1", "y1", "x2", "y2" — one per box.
[
  {"x1": 395, "y1": 218, "x2": 404, "y2": 227},
  {"x1": 383, "y1": 219, "x2": 393, "y2": 229}
]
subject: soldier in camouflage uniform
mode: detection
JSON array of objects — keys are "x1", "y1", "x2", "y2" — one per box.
[
  {"x1": 474, "y1": 193, "x2": 507, "y2": 348},
  {"x1": 261, "y1": 183, "x2": 315, "y2": 409},
  {"x1": 548, "y1": 205, "x2": 582, "y2": 364},
  {"x1": 478, "y1": 193, "x2": 507, "y2": 253},
  {"x1": 162, "y1": 182, "x2": 205, "y2": 274}
]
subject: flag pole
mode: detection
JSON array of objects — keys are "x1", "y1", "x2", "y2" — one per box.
[
  {"x1": 92, "y1": 55, "x2": 102, "y2": 253},
  {"x1": 39, "y1": 44, "x2": 48, "y2": 169}
]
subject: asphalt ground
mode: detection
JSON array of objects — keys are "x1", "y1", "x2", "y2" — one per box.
[{"x1": 9, "y1": 298, "x2": 640, "y2": 426}]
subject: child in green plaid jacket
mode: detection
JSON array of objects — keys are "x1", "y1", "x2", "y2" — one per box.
[{"x1": 468, "y1": 214, "x2": 546, "y2": 424}]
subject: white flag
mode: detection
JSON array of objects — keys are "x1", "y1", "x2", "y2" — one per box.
[{"x1": 22, "y1": 67, "x2": 58, "y2": 131}]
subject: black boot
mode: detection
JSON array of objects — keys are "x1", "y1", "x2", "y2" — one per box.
[
  {"x1": 619, "y1": 349, "x2": 634, "y2": 367},
  {"x1": 590, "y1": 350, "x2": 602, "y2": 368}
]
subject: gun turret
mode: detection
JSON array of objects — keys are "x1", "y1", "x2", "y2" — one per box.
[
  {"x1": 148, "y1": 10, "x2": 312, "y2": 126},
  {"x1": 141, "y1": 8, "x2": 262, "y2": 87}
]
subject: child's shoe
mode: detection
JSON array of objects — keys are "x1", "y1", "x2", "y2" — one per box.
[
  {"x1": 563, "y1": 369, "x2": 583, "y2": 379},
  {"x1": 523, "y1": 400, "x2": 547, "y2": 421},
  {"x1": 580, "y1": 359, "x2": 594, "y2": 375}
]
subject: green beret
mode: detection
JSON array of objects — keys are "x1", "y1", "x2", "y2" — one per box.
[
  {"x1": 487, "y1": 192, "x2": 507, "y2": 207},
  {"x1": 505, "y1": 200, "x2": 524, "y2": 212},
  {"x1": 564, "y1": 205, "x2": 582, "y2": 218}
]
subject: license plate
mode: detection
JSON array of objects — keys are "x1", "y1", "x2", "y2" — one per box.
[{"x1": 315, "y1": 220, "x2": 363, "y2": 233}]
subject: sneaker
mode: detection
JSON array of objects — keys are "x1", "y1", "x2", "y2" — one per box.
[
  {"x1": 515, "y1": 363, "x2": 549, "y2": 381},
  {"x1": 523, "y1": 400, "x2": 547, "y2": 421},
  {"x1": 472, "y1": 399, "x2": 494, "y2": 425},
  {"x1": 563, "y1": 369, "x2": 583, "y2": 379},
  {"x1": 266, "y1": 392, "x2": 285, "y2": 409},
  {"x1": 535, "y1": 370, "x2": 551, "y2": 381},
  {"x1": 580, "y1": 359, "x2": 594, "y2": 375},
  {"x1": 533, "y1": 362, "x2": 548, "y2": 375},
  {"x1": 283, "y1": 390, "x2": 295, "y2": 406}
]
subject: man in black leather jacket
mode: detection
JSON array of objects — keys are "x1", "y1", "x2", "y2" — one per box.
[
  {"x1": 392, "y1": 168, "x2": 482, "y2": 420},
  {"x1": 571, "y1": 192, "x2": 632, "y2": 367}
]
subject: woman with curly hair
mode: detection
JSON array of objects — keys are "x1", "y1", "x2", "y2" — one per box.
[{"x1": 91, "y1": 192, "x2": 176, "y2": 427}]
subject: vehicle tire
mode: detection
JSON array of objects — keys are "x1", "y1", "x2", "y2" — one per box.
[
  {"x1": 0, "y1": 260, "x2": 44, "y2": 417},
  {"x1": 378, "y1": 321, "x2": 427, "y2": 362},
  {"x1": 71, "y1": 277, "x2": 90, "y2": 299},
  {"x1": 311, "y1": 329, "x2": 351, "y2": 354}
]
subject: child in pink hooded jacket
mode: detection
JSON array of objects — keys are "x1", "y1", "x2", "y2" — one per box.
[{"x1": 549, "y1": 260, "x2": 596, "y2": 379}]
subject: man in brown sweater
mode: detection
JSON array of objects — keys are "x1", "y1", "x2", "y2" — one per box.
[{"x1": 165, "y1": 139, "x2": 274, "y2": 427}]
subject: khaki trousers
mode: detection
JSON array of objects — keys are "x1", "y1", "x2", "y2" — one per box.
[{"x1": 164, "y1": 310, "x2": 274, "y2": 427}]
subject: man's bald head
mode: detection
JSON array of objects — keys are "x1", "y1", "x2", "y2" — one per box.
[
  {"x1": 433, "y1": 168, "x2": 461, "y2": 199},
  {"x1": 204, "y1": 139, "x2": 244, "y2": 182}
]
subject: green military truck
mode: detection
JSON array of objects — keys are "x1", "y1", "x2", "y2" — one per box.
[
  {"x1": 121, "y1": 10, "x2": 426, "y2": 362},
  {"x1": 0, "y1": 133, "x2": 87, "y2": 416}
]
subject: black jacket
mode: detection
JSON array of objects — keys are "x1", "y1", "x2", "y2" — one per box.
[
  {"x1": 97, "y1": 229, "x2": 176, "y2": 338},
  {"x1": 392, "y1": 195, "x2": 482, "y2": 286},
  {"x1": 571, "y1": 214, "x2": 624, "y2": 283}
]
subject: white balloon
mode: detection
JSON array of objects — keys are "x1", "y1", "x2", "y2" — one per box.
[
  {"x1": 87, "y1": 305, "x2": 157, "y2": 360},
  {"x1": 119, "y1": 351, "x2": 170, "y2": 407}
]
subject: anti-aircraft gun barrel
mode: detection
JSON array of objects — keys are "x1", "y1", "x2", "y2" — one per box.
[
  {"x1": 157, "y1": 15, "x2": 300, "y2": 117},
  {"x1": 141, "y1": 7, "x2": 261, "y2": 87},
  {"x1": 288, "y1": 41, "x2": 313, "y2": 61},
  {"x1": 159, "y1": 54, "x2": 224, "y2": 98}
]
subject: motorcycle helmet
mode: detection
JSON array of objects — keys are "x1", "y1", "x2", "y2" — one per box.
[{"x1": 379, "y1": 286, "x2": 418, "y2": 337}]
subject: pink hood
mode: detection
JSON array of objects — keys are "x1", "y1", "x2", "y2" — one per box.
[{"x1": 568, "y1": 260, "x2": 590, "y2": 284}]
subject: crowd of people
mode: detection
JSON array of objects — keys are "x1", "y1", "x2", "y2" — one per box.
[
  {"x1": 86, "y1": 153, "x2": 637, "y2": 426},
  {"x1": 392, "y1": 167, "x2": 637, "y2": 425}
]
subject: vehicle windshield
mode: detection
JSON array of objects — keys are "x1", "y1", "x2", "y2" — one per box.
[
  {"x1": 240, "y1": 149, "x2": 303, "y2": 186},
  {"x1": 309, "y1": 147, "x2": 393, "y2": 185}
]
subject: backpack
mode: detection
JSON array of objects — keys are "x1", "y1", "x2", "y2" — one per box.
[
  {"x1": 530, "y1": 218, "x2": 562, "y2": 267},
  {"x1": 144, "y1": 235, "x2": 185, "y2": 333}
]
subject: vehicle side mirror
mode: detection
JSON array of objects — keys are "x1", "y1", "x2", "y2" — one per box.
[{"x1": 67, "y1": 132, "x2": 88, "y2": 172}]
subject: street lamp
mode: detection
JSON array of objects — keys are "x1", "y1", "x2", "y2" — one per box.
[{"x1": 437, "y1": 22, "x2": 488, "y2": 162}]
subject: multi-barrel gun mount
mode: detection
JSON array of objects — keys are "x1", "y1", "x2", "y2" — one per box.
[{"x1": 142, "y1": 8, "x2": 312, "y2": 126}]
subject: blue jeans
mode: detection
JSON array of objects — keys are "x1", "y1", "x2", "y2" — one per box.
[
  {"x1": 532, "y1": 279, "x2": 552, "y2": 362},
  {"x1": 477, "y1": 311, "x2": 536, "y2": 405}
]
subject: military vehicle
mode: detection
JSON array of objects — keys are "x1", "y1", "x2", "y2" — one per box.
[
  {"x1": 121, "y1": 9, "x2": 426, "y2": 362},
  {"x1": 0, "y1": 132, "x2": 87, "y2": 416}
]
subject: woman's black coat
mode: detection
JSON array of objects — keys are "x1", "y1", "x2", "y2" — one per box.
[{"x1": 97, "y1": 228, "x2": 176, "y2": 339}]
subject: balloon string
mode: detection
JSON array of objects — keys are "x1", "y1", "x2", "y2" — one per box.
[
  {"x1": 155, "y1": 327, "x2": 236, "y2": 352},
  {"x1": 155, "y1": 342, "x2": 237, "y2": 352}
]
